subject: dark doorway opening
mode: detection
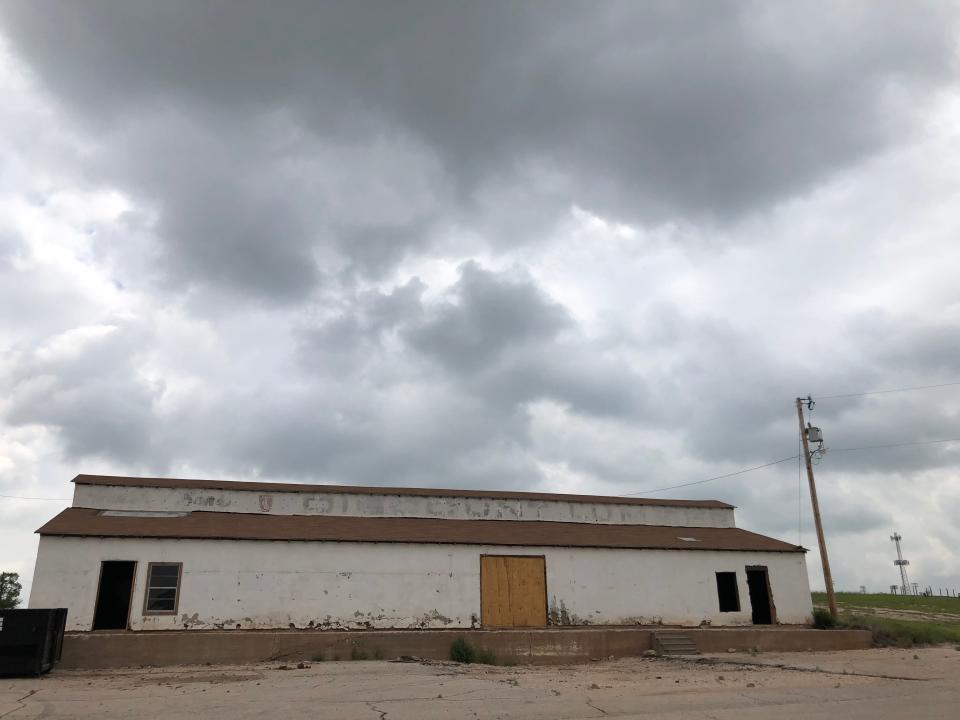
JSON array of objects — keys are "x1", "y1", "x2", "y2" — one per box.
[
  {"x1": 746, "y1": 566, "x2": 774, "y2": 625},
  {"x1": 715, "y1": 572, "x2": 740, "y2": 612},
  {"x1": 92, "y1": 561, "x2": 136, "y2": 630}
]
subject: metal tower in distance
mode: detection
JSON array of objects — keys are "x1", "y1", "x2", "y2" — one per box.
[{"x1": 891, "y1": 532, "x2": 910, "y2": 595}]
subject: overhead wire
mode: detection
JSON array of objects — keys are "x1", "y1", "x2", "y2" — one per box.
[
  {"x1": 828, "y1": 437, "x2": 960, "y2": 452},
  {"x1": 3, "y1": 398, "x2": 957, "y2": 503},
  {"x1": 623, "y1": 455, "x2": 799, "y2": 496},
  {"x1": 621, "y1": 436, "x2": 960, "y2": 497},
  {"x1": 5, "y1": 436, "x2": 957, "y2": 502},
  {"x1": 620, "y1": 386, "x2": 959, "y2": 498},
  {"x1": 815, "y1": 381, "x2": 960, "y2": 400}
]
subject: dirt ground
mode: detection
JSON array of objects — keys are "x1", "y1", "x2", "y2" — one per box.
[{"x1": 2, "y1": 647, "x2": 959, "y2": 719}]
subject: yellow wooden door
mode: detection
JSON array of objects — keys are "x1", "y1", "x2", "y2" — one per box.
[{"x1": 480, "y1": 555, "x2": 547, "y2": 627}]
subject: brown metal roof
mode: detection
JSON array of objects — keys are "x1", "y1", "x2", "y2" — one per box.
[
  {"x1": 37, "y1": 508, "x2": 802, "y2": 553},
  {"x1": 71, "y1": 474, "x2": 734, "y2": 509}
]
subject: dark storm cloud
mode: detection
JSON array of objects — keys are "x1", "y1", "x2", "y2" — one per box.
[
  {"x1": 2, "y1": 1, "x2": 955, "y2": 298},
  {"x1": 292, "y1": 258, "x2": 959, "y2": 494},
  {"x1": 217, "y1": 384, "x2": 543, "y2": 489},
  {"x1": 296, "y1": 277, "x2": 426, "y2": 374},
  {"x1": 299, "y1": 261, "x2": 647, "y2": 419},
  {"x1": 244, "y1": 284, "x2": 649, "y2": 486},
  {"x1": 405, "y1": 262, "x2": 571, "y2": 373},
  {"x1": 402, "y1": 262, "x2": 648, "y2": 418},
  {"x1": 0, "y1": 264, "x2": 585, "y2": 488},
  {"x1": 866, "y1": 316, "x2": 960, "y2": 377},
  {"x1": 3, "y1": 323, "x2": 159, "y2": 464}
]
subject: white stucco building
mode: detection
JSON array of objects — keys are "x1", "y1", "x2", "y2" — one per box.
[{"x1": 30, "y1": 475, "x2": 813, "y2": 632}]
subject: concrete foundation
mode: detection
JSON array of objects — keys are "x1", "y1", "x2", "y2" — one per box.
[{"x1": 60, "y1": 627, "x2": 872, "y2": 669}]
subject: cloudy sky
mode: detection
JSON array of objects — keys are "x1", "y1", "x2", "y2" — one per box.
[{"x1": 2, "y1": 1, "x2": 960, "y2": 601}]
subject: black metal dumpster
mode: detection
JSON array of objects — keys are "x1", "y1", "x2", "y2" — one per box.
[{"x1": 0, "y1": 608, "x2": 68, "y2": 676}]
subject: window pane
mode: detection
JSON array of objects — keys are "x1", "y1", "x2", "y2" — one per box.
[
  {"x1": 146, "y1": 588, "x2": 176, "y2": 612},
  {"x1": 145, "y1": 564, "x2": 180, "y2": 613},
  {"x1": 148, "y1": 565, "x2": 179, "y2": 588}
]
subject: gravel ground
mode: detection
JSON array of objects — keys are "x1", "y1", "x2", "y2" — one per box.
[{"x1": 1, "y1": 646, "x2": 958, "y2": 718}]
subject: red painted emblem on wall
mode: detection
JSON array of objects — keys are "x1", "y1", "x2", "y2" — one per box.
[{"x1": 259, "y1": 495, "x2": 273, "y2": 512}]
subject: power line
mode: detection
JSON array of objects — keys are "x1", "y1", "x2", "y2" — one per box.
[
  {"x1": 829, "y1": 437, "x2": 960, "y2": 452},
  {"x1": 622, "y1": 436, "x2": 960, "y2": 497},
  {"x1": 623, "y1": 455, "x2": 798, "y2": 496},
  {"x1": 4, "y1": 437, "x2": 956, "y2": 503},
  {"x1": 816, "y1": 381, "x2": 960, "y2": 400}
]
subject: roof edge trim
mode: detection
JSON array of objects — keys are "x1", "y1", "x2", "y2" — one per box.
[{"x1": 71, "y1": 474, "x2": 735, "y2": 510}]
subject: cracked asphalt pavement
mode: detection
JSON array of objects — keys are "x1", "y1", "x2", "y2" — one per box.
[{"x1": 1, "y1": 647, "x2": 958, "y2": 718}]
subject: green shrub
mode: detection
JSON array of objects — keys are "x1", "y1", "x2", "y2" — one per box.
[
  {"x1": 450, "y1": 637, "x2": 477, "y2": 663},
  {"x1": 350, "y1": 646, "x2": 369, "y2": 660},
  {"x1": 476, "y1": 647, "x2": 497, "y2": 665},
  {"x1": 310, "y1": 653, "x2": 325, "y2": 662},
  {"x1": 812, "y1": 608, "x2": 836, "y2": 629},
  {"x1": 450, "y1": 637, "x2": 499, "y2": 665},
  {"x1": 373, "y1": 647, "x2": 384, "y2": 660}
]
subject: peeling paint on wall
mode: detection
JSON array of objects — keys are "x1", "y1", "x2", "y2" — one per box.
[
  {"x1": 35, "y1": 484, "x2": 810, "y2": 634},
  {"x1": 302, "y1": 496, "x2": 333, "y2": 513},
  {"x1": 74, "y1": 485, "x2": 736, "y2": 527},
  {"x1": 31, "y1": 536, "x2": 813, "y2": 632}
]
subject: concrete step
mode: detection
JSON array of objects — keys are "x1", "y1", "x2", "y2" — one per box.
[{"x1": 653, "y1": 630, "x2": 700, "y2": 656}]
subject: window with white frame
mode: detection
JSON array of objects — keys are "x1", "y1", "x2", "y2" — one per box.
[{"x1": 143, "y1": 562, "x2": 182, "y2": 615}]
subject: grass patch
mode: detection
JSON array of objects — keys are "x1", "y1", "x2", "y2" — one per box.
[
  {"x1": 810, "y1": 591, "x2": 960, "y2": 646},
  {"x1": 812, "y1": 592, "x2": 960, "y2": 617},
  {"x1": 844, "y1": 615, "x2": 960, "y2": 647},
  {"x1": 449, "y1": 637, "x2": 499, "y2": 664},
  {"x1": 310, "y1": 653, "x2": 325, "y2": 662}
]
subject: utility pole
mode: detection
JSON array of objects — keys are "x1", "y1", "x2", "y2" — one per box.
[
  {"x1": 891, "y1": 532, "x2": 910, "y2": 596},
  {"x1": 796, "y1": 396, "x2": 838, "y2": 619}
]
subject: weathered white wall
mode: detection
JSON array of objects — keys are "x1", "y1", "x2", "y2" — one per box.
[
  {"x1": 30, "y1": 537, "x2": 811, "y2": 632},
  {"x1": 72, "y1": 485, "x2": 736, "y2": 528}
]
